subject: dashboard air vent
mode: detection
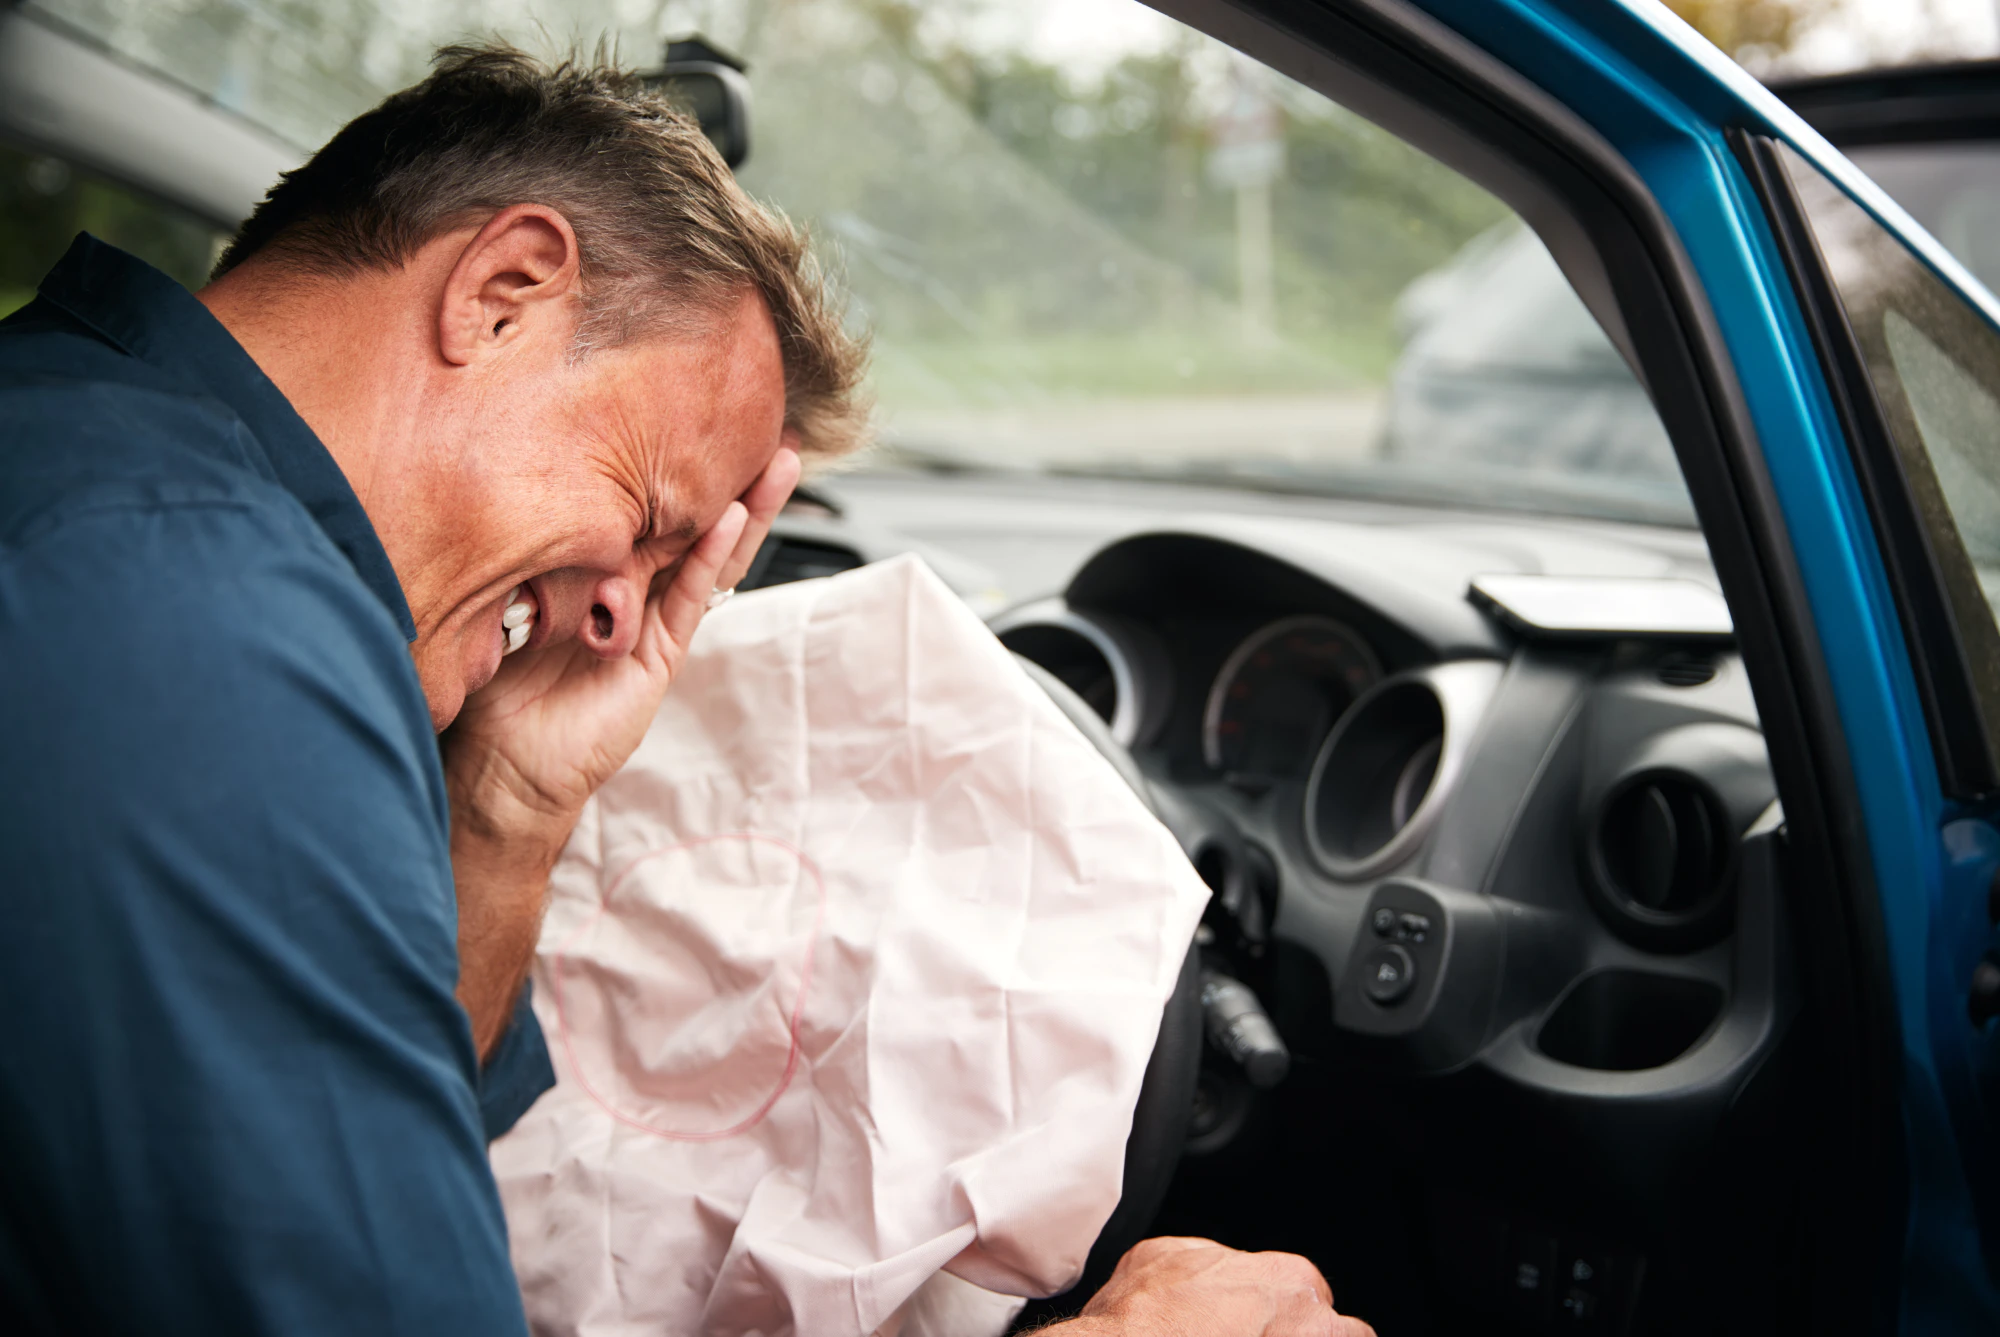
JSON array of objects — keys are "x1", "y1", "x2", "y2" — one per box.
[
  {"x1": 1302, "y1": 661, "x2": 1502, "y2": 882},
  {"x1": 988, "y1": 600, "x2": 1151, "y2": 747},
  {"x1": 1307, "y1": 681, "x2": 1443, "y2": 873},
  {"x1": 1586, "y1": 771, "x2": 1734, "y2": 951},
  {"x1": 1656, "y1": 651, "x2": 1718, "y2": 688},
  {"x1": 998, "y1": 624, "x2": 1119, "y2": 728},
  {"x1": 743, "y1": 537, "x2": 864, "y2": 591}
]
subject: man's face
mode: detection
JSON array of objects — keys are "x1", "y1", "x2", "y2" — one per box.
[{"x1": 404, "y1": 290, "x2": 788, "y2": 727}]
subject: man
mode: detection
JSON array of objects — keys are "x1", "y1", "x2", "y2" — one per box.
[{"x1": 0, "y1": 44, "x2": 1366, "y2": 1336}]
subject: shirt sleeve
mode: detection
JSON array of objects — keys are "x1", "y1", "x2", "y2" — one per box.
[
  {"x1": 480, "y1": 980, "x2": 557, "y2": 1143},
  {"x1": 0, "y1": 496, "x2": 530, "y2": 1335}
]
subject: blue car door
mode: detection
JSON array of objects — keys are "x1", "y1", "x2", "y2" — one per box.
[
  {"x1": 1204, "y1": 0, "x2": 2000, "y2": 1326},
  {"x1": 1371, "y1": 0, "x2": 2000, "y2": 1326},
  {"x1": 1731, "y1": 132, "x2": 2000, "y2": 1333}
]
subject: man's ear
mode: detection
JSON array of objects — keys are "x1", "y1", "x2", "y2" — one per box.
[{"x1": 437, "y1": 204, "x2": 582, "y2": 367}]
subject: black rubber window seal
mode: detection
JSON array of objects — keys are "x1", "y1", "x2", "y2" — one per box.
[{"x1": 1731, "y1": 127, "x2": 2000, "y2": 799}]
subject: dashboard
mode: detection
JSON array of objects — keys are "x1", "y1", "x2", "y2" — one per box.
[
  {"x1": 980, "y1": 525, "x2": 1774, "y2": 972},
  {"x1": 750, "y1": 469, "x2": 1797, "y2": 1333},
  {"x1": 991, "y1": 598, "x2": 1389, "y2": 785}
]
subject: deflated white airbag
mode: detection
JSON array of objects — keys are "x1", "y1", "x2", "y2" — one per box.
[{"x1": 490, "y1": 554, "x2": 1209, "y2": 1337}]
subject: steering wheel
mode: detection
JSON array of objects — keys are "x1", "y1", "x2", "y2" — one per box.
[{"x1": 1012, "y1": 657, "x2": 1205, "y2": 1316}]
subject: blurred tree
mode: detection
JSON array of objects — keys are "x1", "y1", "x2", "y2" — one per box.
[
  {"x1": 843, "y1": 0, "x2": 1507, "y2": 374},
  {"x1": 1662, "y1": 0, "x2": 1842, "y2": 65},
  {"x1": 0, "y1": 0, "x2": 1507, "y2": 387},
  {"x1": 0, "y1": 143, "x2": 221, "y2": 318}
]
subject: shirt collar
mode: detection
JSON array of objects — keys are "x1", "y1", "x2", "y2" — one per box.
[{"x1": 36, "y1": 234, "x2": 418, "y2": 643}]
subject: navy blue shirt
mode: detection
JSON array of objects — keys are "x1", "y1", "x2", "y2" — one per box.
[{"x1": 0, "y1": 236, "x2": 553, "y2": 1333}]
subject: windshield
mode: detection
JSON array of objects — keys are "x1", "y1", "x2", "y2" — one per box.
[{"x1": 18, "y1": 0, "x2": 1689, "y2": 525}]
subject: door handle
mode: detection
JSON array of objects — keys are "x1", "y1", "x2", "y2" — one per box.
[
  {"x1": 1973, "y1": 954, "x2": 2000, "y2": 1027},
  {"x1": 1974, "y1": 867, "x2": 2000, "y2": 1026}
]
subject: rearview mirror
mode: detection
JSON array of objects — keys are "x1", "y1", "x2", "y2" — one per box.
[{"x1": 644, "y1": 35, "x2": 751, "y2": 170}]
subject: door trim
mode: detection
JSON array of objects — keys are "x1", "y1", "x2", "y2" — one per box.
[{"x1": 1154, "y1": 0, "x2": 1903, "y2": 1325}]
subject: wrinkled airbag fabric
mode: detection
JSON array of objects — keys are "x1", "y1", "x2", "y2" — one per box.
[{"x1": 491, "y1": 555, "x2": 1210, "y2": 1337}]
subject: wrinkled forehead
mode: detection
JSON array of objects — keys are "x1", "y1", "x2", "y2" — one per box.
[
  {"x1": 709, "y1": 288, "x2": 787, "y2": 421},
  {"x1": 631, "y1": 291, "x2": 786, "y2": 516}
]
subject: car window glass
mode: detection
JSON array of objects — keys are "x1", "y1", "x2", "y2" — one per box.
[
  {"x1": 1777, "y1": 140, "x2": 2000, "y2": 716},
  {"x1": 1844, "y1": 142, "x2": 2000, "y2": 299},
  {"x1": 22, "y1": 0, "x2": 1688, "y2": 527},
  {"x1": 1882, "y1": 312, "x2": 2000, "y2": 569},
  {"x1": 0, "y1": 139, "x2": 223, "y2": 317}
]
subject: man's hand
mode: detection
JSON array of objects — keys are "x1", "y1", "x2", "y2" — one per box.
[
  {"x1": 1050, "y1": 1238, "x2": 1374, "y2": 1337},
  {"x1": 444, "y1": 445, "x2": 802, "y2": 1055}
]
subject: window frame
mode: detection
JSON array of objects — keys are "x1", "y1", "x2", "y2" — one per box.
[
  {"x1": 1170, "y1": 2, "x2": 1900, "y2": 1328},
  {"x1": 1735, "y1": 129, "x2": 2000, "y2": 798}
]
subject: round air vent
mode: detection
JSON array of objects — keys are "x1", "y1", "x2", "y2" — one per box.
[
  {"x1": 1000, "y1": 623, "x2": 1119, "y2": 728},
  {"x1": 1585, "y1": 770, "x2": 1735, "y2": 951},
  {"x1": 1303, "y1": 661, "x2": 1501, "y2": 881},
  {"x1": 990, "y1": 599, "x2": 1156, "y2": 747},
  {"x1": 740, "y1": 536, "x2": 863, "y2": 590},
  {"x1": 1307, "y1": 681, "x2": 1442, "y2": 870},
  {"x1": 1656, "y1": 651, "x2": 1718, "y2": 688}
]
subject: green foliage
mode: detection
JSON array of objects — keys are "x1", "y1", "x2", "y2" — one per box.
[
  {"x1": 0, "y1": 143, "x2": 221, "y2": 317},
  {"x1": 1662, "y1": 0, "x2": 1838, "y2": 63},
  {"x1": 7, "y1": 0, "x2": 1512, "y2": 401},
  {"x1": 814, "y1": 0, "x2": 1510, "y2": 390}
]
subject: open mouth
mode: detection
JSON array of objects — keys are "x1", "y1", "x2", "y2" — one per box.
[{"x1": 501, "y1": 584, "x2": 538, "y2": 656}]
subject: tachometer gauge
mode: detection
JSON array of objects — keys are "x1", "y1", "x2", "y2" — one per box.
[{"x1": 1203, "y1": 616, "x2": 1383, "y2": 779}]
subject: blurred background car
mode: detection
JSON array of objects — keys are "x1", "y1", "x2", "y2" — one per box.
[{"x1": 1381, "y1": 57, "x2": 2000, "y2": 544}]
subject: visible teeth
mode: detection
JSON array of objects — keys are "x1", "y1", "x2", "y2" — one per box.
[{"x1": 500, "y1": 584, "x2": 536, "y2": 656}]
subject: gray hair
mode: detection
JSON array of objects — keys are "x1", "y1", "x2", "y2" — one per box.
[{"x1": 215, "y1": 42, "x2": 869, "y2": 459}]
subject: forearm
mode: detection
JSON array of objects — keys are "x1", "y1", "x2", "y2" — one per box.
[
  {"x1": 446, "y1": 757, "x2": 575, "y2": 1057},
  {"x1": 450, "y1": 828, "x2": 559, "y2": 1056}
]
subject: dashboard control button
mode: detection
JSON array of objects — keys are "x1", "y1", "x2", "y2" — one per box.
[
  {"x1": 1558, "y1": 1288, "x2": 1598, "y2": 1323},
  {"x1": 1565, "y1": 1252, "x2": 1605, "y2": 1290},
  {"x1": 1361, "y1": 944, "x2": 1416, "y2": 1004},
  {"x1": 1371, "y1": 906, "x2": 1399, "y2": 937},
  {"x1": 1503, "y1": 1228, "x2": 1558, "y2": 1326},
  {"x1": 1397, "y1": 911, "x2": 1433, "y2": 942}
]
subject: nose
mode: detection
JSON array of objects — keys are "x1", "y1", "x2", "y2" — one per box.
[{"x1": 576, "y1": 562, "x2": 649, "y2": 660}]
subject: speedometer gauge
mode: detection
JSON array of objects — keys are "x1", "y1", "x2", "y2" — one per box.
[{"x1": 1202, "y1": 616, "x2": 1382, "y2": 779}]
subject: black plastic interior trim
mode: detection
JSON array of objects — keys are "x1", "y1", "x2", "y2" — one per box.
[
  {"x1": 1731, "y1": 128, "x2": 1998, "y2": 798},
  {"x1": 0, "y1": 5, "x2": 296, "y2": 226},
  {"x1": 1160, "y1": 1, "x2": 1906, "y2": 1327},
  {"x1": 1770, "y1": 60, "x2": 2000, "y2": 146}
]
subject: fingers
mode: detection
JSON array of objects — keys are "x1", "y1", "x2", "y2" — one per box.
[
  {"x1": 1255, "y1": 1251, "x2": 1334, "y2": 1309},
  {"x1": 646, "y1": 500, "x2": 747, "y2": 669},
  {"x1": 1128, "y1": 1236, "x2": 1215, "y2": 1260},
  {"x1": 1256, "y1": 1250, "x2": 1340, "y2": 1333},
  {"x1": 715, "y1": 443, "x2": 801, "y2": 593},
  {"x1": 1088, "y1": 1239, "x2": 1357, "y2": 1337},
  {"x1": 628, "y1": 441, "x2": 794, "y2": 676}
]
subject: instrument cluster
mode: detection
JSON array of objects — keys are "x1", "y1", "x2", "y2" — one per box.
[
  {"x1": 996, "y1": 598, "x2": 1396, "y2": 793},
  {"x1": 1201, "y1": 615, "x2": 1382, "y2": 782}
]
